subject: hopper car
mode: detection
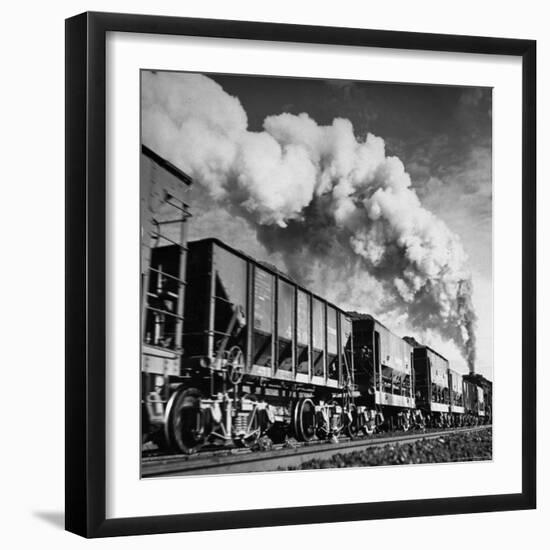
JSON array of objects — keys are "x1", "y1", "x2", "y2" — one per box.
[
  {"x1": 174, "y1": 238, "x2": 356, "y2": 452},
  {"x1": 463, "y1": 377, "x2": 487, "y2": 425},
  {"x1": 350, "y1": 314, "x2": 417, "y2": 432},
  {"x1": 463, "y1": 373, "x2": 493, "y2": 424}
]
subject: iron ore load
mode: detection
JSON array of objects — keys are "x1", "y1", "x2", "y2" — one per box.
[{"x1": 140, "y1": 147, "x2": 492, "y2": 454}]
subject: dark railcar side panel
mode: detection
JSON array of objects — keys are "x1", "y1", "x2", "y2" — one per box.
[
  {"x1": 448, "y1": 368, "x2": 465, "y2": 412},
  {"x1": 312, "y1": 297, "x2": 327, "y2": 379},
  {"x1": 351, "y1": 316, "x2": 414, "y2": 409},
  {"x1": 276, "y1": 278, "x2": 295, "y2": 376},
  {"x1": 413, "y1": 348, "x2": 431, "y2": 409},
  {"x1": 144, "y1": 245, "x2": 181, "y2": 350},
  {"x1": 212, "y1": 243, "x2": 249, "y2": 360},
  {"x1": 251, "y1": 265, "x2": 275, "y2": 375},
  {"x1": 183, "y1": 238, "x2": 351, "y2": 390},
  {"x1": 326, "y1": 305, "x2": 339, "y2": 383},
  {"x1": 350, "y1": 318, "x2": 375, "y2": 407},
  {"x1": 296, "y1": 289, "x2": 311, "y2": 377},
  {"x1": 412, "y1": 347, "x2": 449, "y2": 413},
  {"x1": 182, "y1": 240, "x2": 212, "y2": 358}
]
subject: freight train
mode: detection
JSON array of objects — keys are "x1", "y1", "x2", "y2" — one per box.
[{"x1": 141, "y1": 145, "x2": 492, "y2": 454}]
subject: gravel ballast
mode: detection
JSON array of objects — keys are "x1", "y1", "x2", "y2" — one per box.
[{"x1": 286, "y1": 427, "x2": 492, "y2": 470}]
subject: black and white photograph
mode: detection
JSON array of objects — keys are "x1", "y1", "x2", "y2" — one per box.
[{"x1": 140, "y1": 70, "x2": 493, "y2": 477}]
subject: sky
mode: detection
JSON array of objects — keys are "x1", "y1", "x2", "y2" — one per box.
[{"x1": 142, "y1": 71, "x2": 492, "y2": 380}]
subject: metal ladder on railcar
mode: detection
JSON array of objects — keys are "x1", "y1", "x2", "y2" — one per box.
[{"x1": 141, "y1": 192, "x2": 192, "y2": 423}]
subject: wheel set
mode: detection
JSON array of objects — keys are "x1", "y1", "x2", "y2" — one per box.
[
  {"x1": 164, "y1": 388, "x2": 362, "y2": 453},
  {"x1": 164, "y1": 388, "x2": 273, "y2": 453}
]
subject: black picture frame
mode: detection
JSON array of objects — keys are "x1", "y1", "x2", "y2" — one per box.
[{"x1": 65, "y1": 11, "x2": 536, "y2": 538}]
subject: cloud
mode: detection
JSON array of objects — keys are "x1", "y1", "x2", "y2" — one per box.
[{"x1": 142, "y1": 71, "x2": 478, "y2": 369}]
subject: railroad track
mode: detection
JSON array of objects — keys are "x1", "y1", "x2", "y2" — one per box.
[{"x1": 142, "y1": 425, "x2": 491, "y2": 477}]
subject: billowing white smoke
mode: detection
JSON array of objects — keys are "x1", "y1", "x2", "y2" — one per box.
[{"x1": 142, "y1": 71, "x2": 477, "y2": 369}]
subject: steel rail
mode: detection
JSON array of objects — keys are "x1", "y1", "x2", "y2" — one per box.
[{"x1": 142, "y1": 425, "x2": 491, "y2": 477}]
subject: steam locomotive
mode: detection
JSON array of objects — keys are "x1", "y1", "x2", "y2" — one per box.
[{"x1": 141, "y1": 145, "x2": 492, "y2": 454}]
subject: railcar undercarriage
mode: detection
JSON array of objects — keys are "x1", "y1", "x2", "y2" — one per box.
[{"x1": 144, "y1": 356, "x2": 358, "y2": 454}]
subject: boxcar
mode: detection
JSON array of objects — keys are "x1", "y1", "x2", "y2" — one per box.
[
  {"x1": 350, "y1": 314, "x2": 415, "y2": 431},
  {"x1": 412, "y1": 346, "x2": 451, "y2": 427}
]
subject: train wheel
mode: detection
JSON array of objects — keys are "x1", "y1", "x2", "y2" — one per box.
[
  {"x1": 165, "y1": 387, "x2": 212, "y2": 454},
  {"x1": 292, "y1": 398, "x2": 317, "y2": 442}
]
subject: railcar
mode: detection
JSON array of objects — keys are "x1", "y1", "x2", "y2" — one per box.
[
  {"x1": 411, "y1": 346, "x2": 451, "y2": 427},
  {"x1": 463, "y1": 373, "x2": 492, "y2": 424},
  {"x1": 350, "y1": 314, "x2": 416, "y2": 432},
  {"x1": 169, "y1": 238, "x2": 357, "y2": 452},
  {"x1": 141, "y1": 146, "x2": 193, "y2": 447}
]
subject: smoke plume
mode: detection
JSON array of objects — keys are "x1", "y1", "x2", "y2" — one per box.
[{"x1": 142, "y1": 71, "x2": 477, "y2": 369}]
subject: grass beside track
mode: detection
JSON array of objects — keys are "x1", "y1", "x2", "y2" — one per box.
[{"x1": 285, "y1": 427, "x2": 492, "y2": 470}]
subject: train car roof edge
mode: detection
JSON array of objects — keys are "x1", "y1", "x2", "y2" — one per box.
[
  {"x1": 346, "y1": 312, "x2": 393, "y2": 333},
  {"x1": 414, "y1": 344, "x2": 449, "y2": 363},
  {"x1": 142, "y1": 144, "x2": 193, "y2": 186}
]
